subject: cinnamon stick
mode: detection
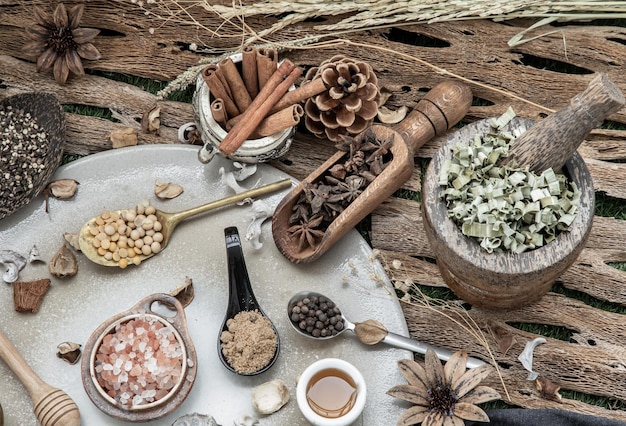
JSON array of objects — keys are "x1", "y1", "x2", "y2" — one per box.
[
  {"x1": 211, "y1": 98, "x2": 228, "y2": 129},
  {"x1": 270, "y1": 78, "x2": 327, "y2": 114},
  {"x1": 219, "y1": 57, "x2": 253, "y2": 112},
  {"x1": 257, "y1": 47, "x2": 278, "y2": 90},
  {"x1": 219, "y1": 60, "x2": 302, "y2": 156},
  {"x1": 228, "y1": 104, "x2": 304, "y2": 138},
  {"x1": 201, "y1": 65, "x2": 239, "y2": 118},
  {"x1": 242, "y1": 46, "x2": 259, "y2": 99}
]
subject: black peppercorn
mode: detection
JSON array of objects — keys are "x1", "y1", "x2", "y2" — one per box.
[{"x1": 289, "y1": 294, "x2": 345, "y2": 338}]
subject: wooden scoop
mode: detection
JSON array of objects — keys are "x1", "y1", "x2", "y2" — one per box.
[
  {"x1": 501, "y1": 73, "x2": 625, "y2": 172},
  {"x1": 0, "y1": 329, "x2": 80, "y2": 426},
  {"x1": 272, "y1": 80, "x2": 473, "y2": 263}
]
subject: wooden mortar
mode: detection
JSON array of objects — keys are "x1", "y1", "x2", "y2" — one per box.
[{"x1": 422, "y1": 74, "x2": 624, "y2": 310}]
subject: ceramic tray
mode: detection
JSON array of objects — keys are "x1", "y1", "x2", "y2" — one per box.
[{"x1": 0, "y1": 145, "x2": 410, "y2": 425}]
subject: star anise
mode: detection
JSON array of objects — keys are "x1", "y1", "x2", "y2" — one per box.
[
  {"x1": 23, "y1": 3, "x2": 101, "y2": 84},
  {"x1": 287, "y1": 214, "x2": 325, "y2": 251},
  {"x1": 327, "y1": 175, "x2": 365, "y2": 204}
]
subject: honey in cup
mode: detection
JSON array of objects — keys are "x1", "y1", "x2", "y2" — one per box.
[
  {"x1": 306, "y1": 368, "x2": 358, "y2": 418},
  {"x1": 297, "y1": 358, "x2": 366, "y2": 425}
]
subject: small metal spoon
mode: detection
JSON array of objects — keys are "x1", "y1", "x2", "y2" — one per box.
[
  {"x1": 287, "y1": 291, "x2": 485, "y2": 369},
  {"x1": 78, "y1": 179, "x2": 291, "y2": 267},
  {"x1": 218, "y1": 227, "x2": 280, "y2": 375}
]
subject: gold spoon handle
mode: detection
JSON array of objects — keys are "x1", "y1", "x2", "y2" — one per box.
[
  {"x1": 166, "y1": 178, "x2": 292, "y2": 227},
  {"x1": 0, "y1": 330, "x2": 80, "y2": 426}
]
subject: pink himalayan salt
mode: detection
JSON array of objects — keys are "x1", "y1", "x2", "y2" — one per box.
[{"x1": 94, "y1": 315, "x2": 184, "y2": 407}]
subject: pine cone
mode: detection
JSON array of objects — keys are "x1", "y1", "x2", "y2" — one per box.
[{"x1": 303, "y1": 55, "x2": 381, "y2": 142}]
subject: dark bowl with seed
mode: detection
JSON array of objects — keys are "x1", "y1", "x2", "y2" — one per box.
[{"x1": 0, "y1": 93, "x2": 65, "y2": 220}]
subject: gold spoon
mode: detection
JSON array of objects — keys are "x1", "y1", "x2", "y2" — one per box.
[{"x1": 78, "y1": 179, "x2": 292, "y2": 267}]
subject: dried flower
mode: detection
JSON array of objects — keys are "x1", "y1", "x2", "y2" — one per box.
[
  {"x1": 387, "y1": 350, "x2": 500, "y2": 426},
  {"x1": 24, "y1": 3, "x2": 101, "y2": 84}
]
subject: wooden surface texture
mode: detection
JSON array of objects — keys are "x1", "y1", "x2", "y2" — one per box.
[{"x1": 1, "y1": 0, "x2": 626, "y2": 420}]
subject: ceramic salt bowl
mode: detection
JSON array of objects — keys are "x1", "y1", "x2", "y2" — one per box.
[
  {"x1": 422, "y1": 117, "x2": 595, "y2": 311},
  {"x1": 192, "y1": 53, "x2": 295, "y2": 165},
  {"x1": 81, "y1": 293, "x2": 197, "y2": 422},
  {"x1": 0, "y1": 92, "x2": 65, "y2": 220}
]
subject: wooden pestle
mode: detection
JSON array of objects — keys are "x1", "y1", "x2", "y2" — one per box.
[
  {"x1": 501, "y1": 73, "x2": 625, "y2": 173},
  {"x1": 0, "y1": 329, "x2": 80, "y2": 426}
]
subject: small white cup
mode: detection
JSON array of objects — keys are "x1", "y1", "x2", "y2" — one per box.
[{"x1": 296, "y1": 358, "x2": 367, "y2": 426}]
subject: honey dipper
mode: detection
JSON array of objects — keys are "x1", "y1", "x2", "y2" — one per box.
[{"x1": 0, "y1": 329, "x2": 80, "y2": 426}]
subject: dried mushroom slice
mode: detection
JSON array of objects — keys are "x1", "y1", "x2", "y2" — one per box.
[
  {"x1": 49, "y1": 243, "x2": 78, "y2": 278},
  {"x1": 57, "y1": 342, "x2": 82, "y2": 365},
  {"x1": 13, "y1": 278, "x2": 51, "y2": 313},
  {"x1": 155, "y1": 180, "x2": 184, "y2": 199},
  {"x1": 0, "y1": 250, "x2": 27, "y2": 283}
]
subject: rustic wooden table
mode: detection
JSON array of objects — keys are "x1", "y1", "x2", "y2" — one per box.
[{"x1": 2, "y1": 1, "x2": 626, "y2": 421}]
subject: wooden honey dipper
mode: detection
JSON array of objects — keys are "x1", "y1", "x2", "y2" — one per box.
[
  {"x1": 0, "y1": 329, "x2": 80, "y2": 426},
  {"x1": 501, "y1": 73, "x2": 625, "y2": 172}
]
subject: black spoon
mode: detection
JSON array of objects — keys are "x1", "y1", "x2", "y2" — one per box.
[{"x1": 217, "y1": 227, "x2": 280, "y2": 375}]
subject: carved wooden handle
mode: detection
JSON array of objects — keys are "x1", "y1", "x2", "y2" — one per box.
[
  {"x1": 394, "y1": 80, "x2": 473, "y2": 154},
  {"x1": 0, "y1": 330, "x2": 80, "y2": 426},
  {"x1": 502, "y1": 73, "x2": 625, "y2": 173}
]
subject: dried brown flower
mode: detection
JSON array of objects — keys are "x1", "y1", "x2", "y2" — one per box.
[
  {"x1": 24, "y1": 3, "x2": 101, "y2": 84},
  {"x1": 387, "y1": 350, "x2": 500, "y2": 426}
]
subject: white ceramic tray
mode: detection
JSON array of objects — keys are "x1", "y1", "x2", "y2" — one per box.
[{"x1": 0, "y1": 145, "x2": 410, "y2": 425}]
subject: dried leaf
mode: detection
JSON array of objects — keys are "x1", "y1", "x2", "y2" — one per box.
[
  {"x1": 64, "y1": 232, "x2": 81, "y2": 251},
  {"x1": 489, "y1": 322, "x2": 516, "y2": 354},
  {"x1": 354, "y1": 319, "x2": 388, "y2": 345},
  {"x1": 141, "y1": 105, "x2": 161, "y2": 134},
  {"x1": 108, "y1": 127, "x2": 138, "y2": 148},
  {"x1": 536, "y1": 377, "x2": 562, "y2": 402},
  {"x1": 169, "y1": 277, "x2": 195, "y2": 308}
]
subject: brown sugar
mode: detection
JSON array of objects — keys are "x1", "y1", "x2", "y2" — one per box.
[
  {"x1": 13, "y1": 278, "x2": 51, "y2": 313},
  {"x1": 220, "y1": 310, "x2": 278, "y2": 374}
]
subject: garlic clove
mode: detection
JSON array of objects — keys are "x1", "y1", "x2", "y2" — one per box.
[{"x1": 251, "y1": 379, "x2": 290, "y2": 415}]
